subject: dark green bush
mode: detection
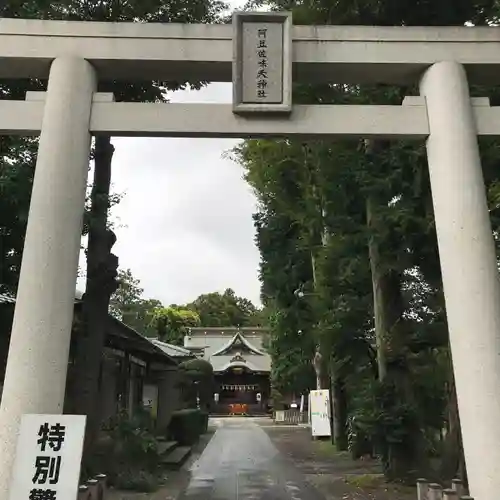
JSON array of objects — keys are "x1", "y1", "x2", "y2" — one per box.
[
  {"x1": 348, "y1": 380, "x2": 421, "y2": 481},
  {"x1": 168, "y1": 409, "x2": 208, "y2": 445},
  {"x1": 200, "y1": 410, "x2": 209, "y2": 433},
  {"x1": 178, "y1": 359, "x2": 214, "y2": 410},
  {"x1": 113, "y1": 467, "x2": 162, "y2": 492},
  {"x1": 87, "y1": 409, "x2": 165, "y2": 492}
]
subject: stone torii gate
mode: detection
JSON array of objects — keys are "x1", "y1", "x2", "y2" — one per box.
[{"x1": 1, "y1": 13, "x2": 500, "y2": 499}]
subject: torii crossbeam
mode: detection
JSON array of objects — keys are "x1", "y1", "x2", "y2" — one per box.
[{"x1": 0, "y1": 17, "x2": 499, "y2": 500}]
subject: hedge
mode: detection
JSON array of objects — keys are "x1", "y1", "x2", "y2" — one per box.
[{"x1": 168, "y1": 409, "x2": 209, "y2": 445}]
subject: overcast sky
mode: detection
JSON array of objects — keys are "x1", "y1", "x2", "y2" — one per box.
[{"x1": 77, "y1": 0, "x2": 264, "y2": 307}]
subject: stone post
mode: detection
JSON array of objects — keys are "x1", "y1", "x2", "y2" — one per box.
[
  {"x1": 0, "y1": 57, "x2": 96, "y2": 497},
  {"x1": 421, "y1": 60, "x2": 500, "y2": 500}
]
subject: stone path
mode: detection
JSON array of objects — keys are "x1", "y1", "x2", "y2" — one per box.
[{"x1": 177, "y1": 418, "x2": 325, "y2": 500}]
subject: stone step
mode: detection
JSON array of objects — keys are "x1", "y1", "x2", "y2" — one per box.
[
  {"x1": 161, "y1": 446, "x2": 192, "y2": 469},
  {"x1": 158, "y1": 440, "x2": 177, "y2": 455}
]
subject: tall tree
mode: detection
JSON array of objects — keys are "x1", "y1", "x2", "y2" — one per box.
[
  {"x1": 152, "y1": 306, "x2": 201, "y2": 345},
  {"x1": 1, "y1": 0, "x2": 227, "y2": 462},
  {"x1": 235, "y1": 0, "x2": 500, "y2": 481},
  {"x1": 187, "y1": 288, "x2": 261, "y2": 326},
  {"x1": 109, "y1": 268, "x2": 163, "y2": 336}
]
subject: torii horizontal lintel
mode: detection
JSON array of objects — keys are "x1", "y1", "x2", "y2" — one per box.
[
  {"x1": 1, "y1": 93, "x2": 499, "y2": 139},
  {"x1": 1, "y1": 19, "x2": 500, "y2": 83}
]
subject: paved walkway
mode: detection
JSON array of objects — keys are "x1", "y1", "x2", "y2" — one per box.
[{"x1": 178, "y1": 418, "x2": 325, "y2": 500}]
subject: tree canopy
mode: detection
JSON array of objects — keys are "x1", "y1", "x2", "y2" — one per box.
[
  {"x1": 231, "y1": 0, "x2": 500, "y2": 484},
  {"x1": 108, "y1": 269, "x2": 264, "y2": 344},
  {"x1": 185, "y1": 288, "x2": 263, "y2": 327}
]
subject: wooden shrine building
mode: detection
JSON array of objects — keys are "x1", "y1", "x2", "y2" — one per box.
[{"x1": 184, "y1": 327, "x2": 271, "y2": 415}]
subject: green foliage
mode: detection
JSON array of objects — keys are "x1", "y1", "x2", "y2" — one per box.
[
  {"x1": 167, "y1": 409, "x2": 208, "y2": 445},
  {"x1": 186, "y1": 288, "x2": 263, "y2": 327},
  {"x1": 179, "y1": 358, "x2": 214, "y2": 410},
  {"x1": 109, "y1": 269, "x2": 264, "y2": 341},
  {"x1": 180, "y1": 358, "x2": 214, "y2": 377},
  {"x1": 0, "y1": 0, "x2": 228, "y2": 292},
  {"x1": 349, "y1": 381, "x2": 421, "y2": 478},
  {"x1": 87, "y1": 409, "x2": 165, "y2": 492},
  {"x1": 113, "y1": 469, "x2": 161, "y2": 493},
  {"x1": 0, "y1": 135, "x2": 38, "y2": 291},
  {"x1": 152, "y1": 306, "x2": 201, "y2": 345},
  {"x1": 234, "y1": 0, "x2": 500, "y2": 483},
  {"x1": 109, "y1": 269, "x2": 163, "y2": 336}
]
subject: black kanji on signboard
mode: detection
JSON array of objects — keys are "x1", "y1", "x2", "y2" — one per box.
[
  {"x1": 32, "y1": 456, "x2": 61, "y2": 485},
  {"x1": 37, "y1": 423, "x2": 66, "y2": 452},
  {"x1": 29, "y1": 489, "x2": 57, "y2": 500}
]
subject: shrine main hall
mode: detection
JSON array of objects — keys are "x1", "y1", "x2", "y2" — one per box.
[{"x1": 184, "y1": 327, "x2": 271, "y2": 415}]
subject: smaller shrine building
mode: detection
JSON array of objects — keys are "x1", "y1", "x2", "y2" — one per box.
[{"x1": 184, "y1": 327, "x2": 271, "y2": 415}]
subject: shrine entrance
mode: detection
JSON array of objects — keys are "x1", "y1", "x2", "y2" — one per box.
[
  {"x1": 185, "y1": 327, "x2": 271, "y2": 415},
  {"x1": 1, "y1": 13, "x2": 500, "y2": 500},
  {"x1": 218, "y1": 370, "x2": 269, "y2": 415}
]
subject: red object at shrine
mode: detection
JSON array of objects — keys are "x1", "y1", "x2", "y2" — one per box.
[{"x1": 228, "y1": 403, "x2": 248, "y2": 415}]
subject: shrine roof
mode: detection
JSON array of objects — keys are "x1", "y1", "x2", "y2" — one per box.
[
  {"x1": 210, "y1": 355, "x2": 271, "y2": 373},
  {"x1": 183, "y1": 327, "x2": 271, "y2": 373},
  {"x1": 211, "y1": 331, "x2": 266, "y2": 357}
]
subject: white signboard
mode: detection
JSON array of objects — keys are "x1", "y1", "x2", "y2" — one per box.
[
  {"x1": 232, "y1": 11, "x2": 292, "y2": 114},
  {"x1": 9, "y1": 414, "x2": 86, "y2": 500},
  {"x1": 310, "y1": 390, "x2": 332, "y2": 437}
]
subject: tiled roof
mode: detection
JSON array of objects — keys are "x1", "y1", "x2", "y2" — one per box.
[
  {"x1": 107, "y1": 317, "x2": 177, "y2": 365},
  {"x1": 211, "y1": 331, "x2": 266, "y2": 357},
  {"x1": 0, "y1": 291, "x2": 176, "y2": 366},
  {"x1": 150, "y1": 338, "x2": 194, "y2": 358},
  {"x1": 184, "y1": 328, "x2": 271, "y2": 373}
]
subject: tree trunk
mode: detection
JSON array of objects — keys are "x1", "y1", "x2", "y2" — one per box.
[
  {"x1": 366, "y1": 194, "x2": 388, "y2": 381},
  {"x1": 332, "y1": 372, "x2": 348, "y2": 451},
  {"x1": 365, "y1": 144, "x2": 425, "y2": 479},
  {"x1": 71, "y1": 135, "x2": 117, "y2": 463}
]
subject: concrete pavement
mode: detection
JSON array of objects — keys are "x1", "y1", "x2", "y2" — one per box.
[{"x1": 177, "y1": 418, "x2": 325, "y2": 500}]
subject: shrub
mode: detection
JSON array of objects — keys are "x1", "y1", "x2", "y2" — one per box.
[
  {"x1": 113, "y1": 467, "x2": 161, "y2": 492},
  {"x1": 168, "y1": 408, "x2": 208, "y2": 445},
  {"x1": 200, "y1": 410, "x2": 209, "y2": 433},
  {"x1": 87, "y1": 409, "x2": 165, "y2": 492},
  {"x1": 348, "y1": 380, "x2": 421, "y2": 481},
  {"x1": 178, "y1": 359, "x2": 214, "y2": 410}
]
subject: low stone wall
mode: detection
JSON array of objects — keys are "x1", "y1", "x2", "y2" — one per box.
[
  {"x1": 416, "y1": 478, "x2": 472, "y2": 500},
  {"x1": 77, "y1": 474, "x2": 107, "y2": 499}
]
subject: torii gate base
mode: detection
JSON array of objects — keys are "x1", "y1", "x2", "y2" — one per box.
[{"x1": 1, "y1": 20, "x2": 500, "y2": 500}]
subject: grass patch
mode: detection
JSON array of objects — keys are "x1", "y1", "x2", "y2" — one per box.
[
  {"x1": 345, "y1": 473, "x2": 416, "y2": 497},
  {"x1": 345, "y1": 473, "x2": 386, "y2": 489},
  {"x1": 313, "y1": 439, "x2": 350, "y2": 459}
]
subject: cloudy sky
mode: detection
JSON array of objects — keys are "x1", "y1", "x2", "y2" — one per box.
[{"x1": 77, "y1": 0, "x2": 264, "y2": 307}]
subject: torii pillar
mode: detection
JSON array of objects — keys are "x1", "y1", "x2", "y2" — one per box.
[
  {"x1": 421, "y1": 61, "x2": 500, "y2": 500},
  {"x1": 0, "y1": 57, "x2": 96, "y2": 498}
]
